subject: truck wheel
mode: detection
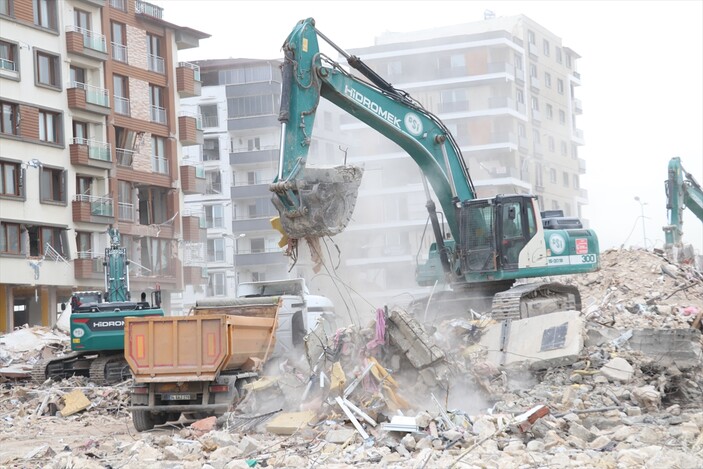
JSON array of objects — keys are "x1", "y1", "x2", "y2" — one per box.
[{"x1": 132, "y1": 410, "x2": 156, "y2": 432}]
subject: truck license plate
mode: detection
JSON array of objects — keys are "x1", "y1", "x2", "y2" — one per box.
[{"x1": 162, "y1": 393, "x2": 195, "y2": 401}]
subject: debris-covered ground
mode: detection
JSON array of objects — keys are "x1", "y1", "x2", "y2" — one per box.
[{"x1": 1, "y1": 248, "x2": 702, "y2": 468}]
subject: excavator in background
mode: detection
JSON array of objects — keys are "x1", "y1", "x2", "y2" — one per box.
[
  {"x1": 33, "y1": 228, "x2": 164, "y2": 384},
  {"x1": 664, "y1": 156, "x2": 703, "y2": 259},
  {"x1": 270, "y1": 18, "x2": 601, "y2": 320}
]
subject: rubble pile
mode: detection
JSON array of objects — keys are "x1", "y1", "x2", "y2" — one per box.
[
  {"x1": 0, "y1": 326, "x2": 69, "y2": 379},
  {"x1": 0, "y1": 247, "x2": 702, "y2": 468}
]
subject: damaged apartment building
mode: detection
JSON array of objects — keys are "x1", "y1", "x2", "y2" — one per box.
[{"x1": 0, "y1": 0, "x2": 208, "y2": 329}]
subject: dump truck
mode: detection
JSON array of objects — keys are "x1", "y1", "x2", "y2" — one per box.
[{"x1": 125, "y1": 278, "x2": 334, "y2": 431}]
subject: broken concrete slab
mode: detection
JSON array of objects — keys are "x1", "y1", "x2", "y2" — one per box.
[
  {"x1": 325, "y1": 428, "x2": 357, "y2": 444},
  {"x1": 480, "y1": 311, "x2": 584, "y2": 370},
  {"x1": 387, "y1": 308, "x2": 446, "y2": 369},
  {"x1": 265, "y1": 411, "x2": 316, "y2": 435},
  {"x1": 628, "y1": 329, "x2": 702, "y2": 369},
  {"x1": 59, "y1": 390, "x2": 91, "y2": 417},
  {"x1": 600, "y1": 357, "x2": 634, "y2": 382}
]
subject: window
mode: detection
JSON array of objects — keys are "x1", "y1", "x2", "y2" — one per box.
[
  {"x1": 146, "y1": 33, "x2": 164, "y2": 73},
  {"x1": 531, "y1": 96, "x2": 539, "y2": 111},
  {"x1": 151, "y1": 136, "x2": 168, "y2": 174},
  {"x1": 203, "y1": 138, "x2": 220, "y2": 160},
  {"x1": 247, "y1": 137, "x2": 260, "y2": 151},
  {"x1": 35, "y1": 50, "x2": 60, "y2": 88},
  {"x1": 563, "y1": 171, "x2": 570, "y2": 187},
  {"x1": 111, "y1": 21, "x2": 127, "y2": 62},
  {"x1": 215, "y1": 64, "x2": 273, "y2": 85},
  {"x1": 208, "y1": 272, "x2": 225, "y2": 296},
  {"x1": 0, "y1": 100, "x2": 18, "y2": 135},
  {"x1": 528, "y1": 30, "x2": 535, "y2": 45},
  {"x1": 76, "y1": 231, "x2": 92, "y2": 257},
  {"x1": 0, "y1": 222, "x2": 21, "y2": 254},
  {"x1": 39, "y1": 110, "x2": 61, "y2": 143},
  {"x1": 113, "y1": 74, "x2": 129, "y2": 115},
  {"x1": 565, "y1": 53, "x2": 572, "y2": 69},
  {"x1": 543, "y1": 39, "x2": 550, "y2": 56},
  {"x1": 227, "y1": 95, "x2": 275, "y2": 118},
  {"x1": 0, "y1": 40, "x2": 18, "y2": 72},
  {"x1": 205, "y1": 204, "x2": 224, "y2": 228},
  {"x1": 200, "y1": 105, "x2": 218, "y2": 127},
  {"x1": 516, "y1": 89, "x2": 524, "y2": 104},
  {"x1": 0, "y1": 159, "x2": 22, "y2": 197},
  {"x1": 387, "y1": 60, "x2": 402, "y2": 76},
  {"x1": 546, "y1": 104, "x2": 553, "y2": 119},
  {"x1": 544, "y1": 72, "x2": 551, "y2": 88},
  {"x1": 548, "y1": 136, "x2": 555, "y2": 152},
  {"x1": 250, "y1": 238, "x2": 265, "y2": 253},
  {"x1": 73, "y1": 120, "x2": 88, "y2": 141},
  {"x1": 450, "y1": 54, "x2": 465, "y2": 69},
  {"x1": 534, "y1": 163, "x2": 543, "y2": 187},
  {"x1": 149, "y1": 85, "x2": 166, "y2": 123},
  {"x1": 30, "y1": 226, "x2": 67, "y2": 257},
  {"x1": 556, "y1": 47, "x2": 562, "y2": 64},
  {"x1": 571, "y1": 143, "x2": 578, "y2": 159},
  {"x1": 205, "y1": 171, "x2": 221, "y2": 194},
  {"x1": 137, "y1": 187, "x2": 169, "y2": 225},
  {"x1": 514, "y1": 53, "x2": 523, "y2": 71},
  {"x1": 559, "y1": 109, "x2": 566, "y2": 124},
  {"x1": 69, "y1": 65, "x2": 86, "y2": 85},
  {"x1": 532, "y1": 129, "x2": 541, "y2": 144},
  {"x1": 529, "y1": 63, "x2": 537, "y2": 78},
  {"x1": 573, "y1": 174, "x2": 580, "y2": 189},
  {"x1": 207, "y1": 238, "x2": 225, "y2": 262},
  {"x1": 34, "y1": 0, "x2": 57, "y2": 30},
  {"x1": 40, "y1": 166, "x2": 66, "y2": 203},
  {"x1": 557, "y1": 79, "x2": 564, "y2": 94},
  {"x1": 549, "y1": 168, "x2": 557, "y2": 184},
  {"x1": 560, "y1": 140, "x2": 568, "y2": 156},
  {"x1": 518, "y1": 123, "x2": 526, "y2": 137},
  {"x1": 74, "y1": 8, "x2": 90, "y2": 29},
  {"x1": 139, "y1": 237, "x2": 170, "y2": 275},
  {"x1": 0, "y1": 0, "x2": 13, "y2": 16}
]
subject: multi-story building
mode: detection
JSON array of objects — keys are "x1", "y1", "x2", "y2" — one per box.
[
  {"x1": 330, "y1": 14, "x2": 587, "y2": 304},
  {"x1": 178, "y1": 58, "x2": 349, "y2": 310},
  {"x1": 0, "y1": 0, "x2": 208, "y2": 330}
]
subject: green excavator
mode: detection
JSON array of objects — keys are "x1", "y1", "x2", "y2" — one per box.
[
  {"x1": 33, "y1": 228, "x2": 164, "y2": 384},
  {"x1": 270, "y1": 18, "x2": 600, "y2": 319},
  {"x1": 664, "y1": 156, "x2": 703, "y2": 255}
]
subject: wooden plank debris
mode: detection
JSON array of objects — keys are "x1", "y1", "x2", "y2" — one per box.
[{"x1": 59, "y1": 390, "x2": 91, "y2": 417}]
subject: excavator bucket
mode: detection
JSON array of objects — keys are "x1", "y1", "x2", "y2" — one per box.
[{"x1": 270, "y1": 166, "x2": 364, "y2": 239}]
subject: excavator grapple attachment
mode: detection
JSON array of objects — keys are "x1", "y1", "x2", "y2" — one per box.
[{"x1": 270, "y1": 165, "x2": 363, "y2": 239}]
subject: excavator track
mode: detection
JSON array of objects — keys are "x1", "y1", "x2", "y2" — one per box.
[
  {"x1": 89, "y1": 354, "x2": 131, "y2": 385},
  {"x1": 490, "y1": 282, "x2": 582, "y2": 321},
  {"x1": 31, "y1": 352, "x2": 90, "y2": 384}
]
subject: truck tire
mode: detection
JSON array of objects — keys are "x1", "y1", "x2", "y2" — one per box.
[{"x1": 132, "y1": 410, "x2": 157, "y2": 432}]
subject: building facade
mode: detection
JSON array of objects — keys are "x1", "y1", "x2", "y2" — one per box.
[
  {"x1": 0, "y1": 0, "x2": 207, "y2": 330},
  {"x1": 331, "y1": 15, "x2": 587, "y2": 304}
]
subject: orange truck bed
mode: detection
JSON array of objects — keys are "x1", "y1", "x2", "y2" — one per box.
[{"x1": 125, "y1": 313, "x2": 276, "y2": 383}]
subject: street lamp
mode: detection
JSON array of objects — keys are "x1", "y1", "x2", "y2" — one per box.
[
  {"x1": 222, "y1": 233, "x2": 245, "y2": 296},
  {"x1": 634, "y1": 196, "x2": 647, "y2": 249}
]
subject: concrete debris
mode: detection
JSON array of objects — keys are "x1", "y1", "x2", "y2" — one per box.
[{"x1": 0, "y1": 247, "x2": 702, "y2": 468}]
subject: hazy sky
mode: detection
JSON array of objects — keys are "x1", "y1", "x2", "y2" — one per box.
[{"x1": 155, "y1": 0, "x2": 703, "y2": 253}]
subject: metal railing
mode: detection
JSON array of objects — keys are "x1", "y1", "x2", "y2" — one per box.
[
  {"x1": 206, "y1": 182, "x2": 222, "y2": 194},
  {"x1": 135, "y1": 0, "x2": 163, "y2": 18},
  {"x1": 0, "y1": 58, "x2": 16, "y2": 71},
  {"x1": 109, "y1": 0, "x2": 126, "y2": 11},
  {"x1": 116, "y1": 148, "x2": 134, "y2": 167},
  {"x1": 66, "y1": 25, "x2": 107, "y2": 53},
  {"x1": 147, "y1": 54, "x2": 165, "y2": 74},
  {"x1": 75, "y1": 194, "x2": 114, "y2": 217},
  {"x1": 230, "y1": 143, "x2": 278, "y2": 153},
  {"x1": 151, "y1": 155, "x2": 169, "y2": 174},
  {"x1": 118, "y1": 202, "x2": 135, "y2": 221},
  {"x1": 150, "y1": 105, "x2": 166, "y2": 124},
  {"x1": 114, "y1": 96, "x2": 130, "y2": 115},
  {"x1": 178, "y1": 111, "x2": 202, "y2": 130},
  {"x1": 70, "y1": 81, "x2": 109, "y2": 107},
  {"x1": 178, "y1": 61, "x2": 201, "y2": 81},
  {"x1": 72, "y1": 137, "x2": 112, "y2": 161},
  {"x1": 202, "y1": 115, "x2": 219, "y2": 128},
  {"x1": 111, "y1": 42, "x2": 128, "y2": 62}
]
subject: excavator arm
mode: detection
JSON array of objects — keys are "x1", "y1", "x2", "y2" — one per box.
[
  {"x1": 271, "y1": 18, "x2": 475, "y2": 241},
  {"x1": 664, "y1": 156, "x2": 703, "y2": 247}
]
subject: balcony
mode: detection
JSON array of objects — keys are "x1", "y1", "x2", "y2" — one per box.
[
  {"x1": 176, "y1": 62, "x2": 202, "y2": 98},
  {"x1": 116, "y1": 148, "x2": 134, "y2": 167},
  {"x1": 66, "y1": 26, "x2": 108, "y2": 61},
  {"x1": 488, "y1": 96, "x2": 515, "y2": 110},
  {"x1": 438, "y1": 101, "x2": 469, "y2": 113},
  {"x1": 180, "y1": 164, "x2": 206, "y2": 194},
  {"x1": 73, "y1": 194, "x2": 114, "y2": 224},
  {"x1": 135, "y1": 0, "x2": 163, "y2": 18},
  {"x1": 533, "y1": 142, "x2": 544, "y2": 158},
  {"x1": 147, "y1": 54, "x2": 165, "y2": 74},
  {"x1": 151, "y1": 155, "x2": 169, "y2": 175},
  {"x1": 531, "y1": 109, "x2": 542, "y2": 123},
  {"x1": 150, "y1": 105, "x2": 167, "y2": 124},
  {"x1": 74, "y1": 256, "x2": 102, "y2": 280},
  {"x1": 182, "y1": 215, "x2": 207, "y2": 242},
  {"x1": 178, "y1": 113, "x2": 203, "y2": 146},
  {"x1": 229, "y1": 146, "x2": 278, "y2": 165},
  {"x1": 118, "y1": 202, "x2": 135, "y2": 222},
  {"x1": 528, "y1": 42, "x2": 539, "y2": 57},
  {"x1": 202, "y1": 115, "x2": 219, "y2": 128},
  {"x1": 233, "y1": 216, "x2": 278, "y2": 232},
  {"x1": 514, "y1": 66, "x2": 525, "y2": 83},
  {"x1": 530, "y1": 76, "x2": 541, "y2": 92},
  {"x1": 70, "y1": 138, "x2": 112, "y2": 169},
  {"x1": 573, "y1": 98, "x2": 583, "y2": 114},
  {"x1": 234, "y1": 249, "x2": 285, "y2": 267},
  {"x1": 227, "y1": 114, "x2": 278, "y2": 132},
  {"x1": 518, "y1": 135, "x2": 529, "y2": 152},
  {"x1": 67, "y1": 83, "x2": 110, "y2": 115},
  {"x1": 0, "y1": 58, "x2": 19, "y2": 80},
  {"x1": 114, "y1": 96, "x2": 130, "y2": 116},
  {"x1": 578, "y1": 158, "x2": 587, "y2": 174},
  {"x1": 111, "y1": 42, "x2": 128, "y2": 63},
  {"x1": 572, "y1": 128, "x2": 585, "y2": 145}
]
